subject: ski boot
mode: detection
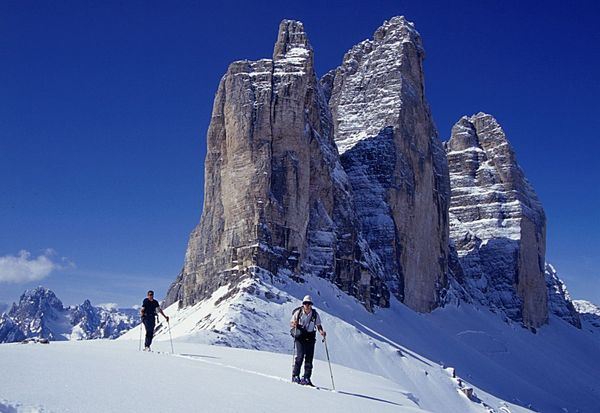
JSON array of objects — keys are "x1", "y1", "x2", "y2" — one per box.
[{"x1": 300, "y1": 377, "x2": 314, "y2": 387}]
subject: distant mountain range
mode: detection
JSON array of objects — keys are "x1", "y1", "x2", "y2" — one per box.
[{"x1": 0, "y1": 287, "x2": 138, "y2": 343}]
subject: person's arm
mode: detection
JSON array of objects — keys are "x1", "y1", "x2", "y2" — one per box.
[
  {"x1": 316, "y1": 313, "x2": 326, "y2": 337},
  {"x1": 158, "y1": 306, "x2": 169, "y2": 322},
  {"x1": 140, "y1": 300, "x2": 146, "y2": 318},
  {"x1": 290, "y1": 310, "x2": 299, "y2": 328}
]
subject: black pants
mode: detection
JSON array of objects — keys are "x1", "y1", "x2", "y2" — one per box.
[
  {"x1": 293, "y1": 332, "x2": 316, "y2": 378},
  {"x1": 143, "y1": 316, "x2": 156, "y2": 348}
]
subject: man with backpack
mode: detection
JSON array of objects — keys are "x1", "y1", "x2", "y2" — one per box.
[{"x1": 290, "y1": 295, "x2": 326, "y2": 386}]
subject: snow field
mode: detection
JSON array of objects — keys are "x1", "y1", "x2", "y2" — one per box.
[{"x1": 0, "y1": 340, "x2": 424, "y2": 413}]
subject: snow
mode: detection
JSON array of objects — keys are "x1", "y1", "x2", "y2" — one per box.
[
  {"x1": 574, "y1": 300, "x2": 600, "y2": 316},
  {"x1": 2, "y1": 274, "x2": 598, "y2": 412},
  {"x1": 0, "y1": 340, "x2": 424, "y2": 413},
  {"x1": 573, "y1": 300, "x2": 600, "y2": 332},
  {"x1": 124, "y1": 270, "x2": 600, "y2": 412}
]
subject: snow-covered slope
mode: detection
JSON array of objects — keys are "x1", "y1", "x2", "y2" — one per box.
[
  {"x1": 121, "y1": 271, "x2": 600, "y2": 412},
  {"x1": 0, "y1": 340, "x2": 428, "y2": 413},
  {"x1": 3, "y1": 278, "x2": 597, "y2": 413}
]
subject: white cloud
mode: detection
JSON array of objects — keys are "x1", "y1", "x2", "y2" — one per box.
[
  {"x1": 0, "y1": 250, "x2": 74, "y2": 284},
  {"x1": 97, "y1": 303, "x2": 119, "y2": 311}
]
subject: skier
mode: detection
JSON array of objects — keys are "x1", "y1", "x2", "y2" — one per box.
[
  {"x1": 140, "y1": 290, "x2": 169, "y2": 351},
  {"x1": 290, "y1": 295, "x2": 326, "y2": 386}
]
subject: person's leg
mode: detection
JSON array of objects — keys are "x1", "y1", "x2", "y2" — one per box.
[
  {"x1": 143, "y1": 317, "x2": 155, "y2": 348},
  {"x1": 292, "y1": 339, "x2": 305, "y2": 379},
  {"x1": 303, "y1": 338, "x2": 316, "y2": 379}
]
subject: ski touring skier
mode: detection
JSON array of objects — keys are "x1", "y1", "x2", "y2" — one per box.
[
  {"x1": 290, "y1": 295, "x2": 326, "y2": 386},
  {"x1": 140, "y1": 290, "x2": 169, "y2": 351}
]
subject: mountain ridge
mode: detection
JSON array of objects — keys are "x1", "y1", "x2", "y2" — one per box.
[{"x1": 0, "y1": 286, "x2": 137, "y2": 343}]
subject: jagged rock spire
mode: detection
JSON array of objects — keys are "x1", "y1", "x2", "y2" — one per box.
[
  {"x1": 273, "y1": 20, "x2": 311, "y2": 59},
  {"x1": 165, "y1": 19, "x2": 389, "y2": 310},
  {"x1": 325, "y1": 16, "x2": 449, "y2": 313}
]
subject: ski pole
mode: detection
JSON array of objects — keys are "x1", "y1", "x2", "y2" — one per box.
[
  {"x1": 167, "y1": 320, "x2": 174, "y2": 354},
  {"x1": 323, "y1": 337, "x2": 335, "y2": 391},
  {"x1": 291, "y1": 325, "x2": 298, "y2": 368},
  {"x1": 138, "y1": 319, "x2": 143, "y2": 351}
]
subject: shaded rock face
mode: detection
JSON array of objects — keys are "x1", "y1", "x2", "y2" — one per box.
[
  {"x1": 446, "y1": 113, "x2": 548, "y2": 328},
  {"x1": 0, "y1": 287, "x2": 137, "y2": 342},
  {"x1": 0, "y1": 313, "x2": 25, "y2": 343},
  {"x1": 545, "y1": 264, "x2": 581, "y2": 328},
  {"x1": 326, "y1": 16, "x2": 449, "y2": 312},
  {"x1": 166, "y1": 20, "x2": 389, "y2": 310}
]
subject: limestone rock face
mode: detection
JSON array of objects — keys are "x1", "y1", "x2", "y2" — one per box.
[
  {"x1": 166, "y1": 20, "x2": 389, "y2": 310},
  {"x1": 325, "y1": 16, "x2": 449, "y2": 312},
  {"x1": 446, "y1": 113, "x2": 548, "y2": 327},
  {"x1": 166, "y1": 17, "x2": 569, "y2": 328}
]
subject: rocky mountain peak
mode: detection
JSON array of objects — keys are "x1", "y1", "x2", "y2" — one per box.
[
  {"x1": 10, "y1": 286, "x2": 64, "y2": 317},
  {"x1": 166, "y1": 17, "x2": 580, "y2": 330},
  {"x1": 447, "y1": 115, "x2": 484, "y2": 151},
  {"x1": 446, "y1": 113, "x2": 548, "y2": 328},
  {"x1": 273, "y1": 20, "x2": 311, "y2": 60},
  {"x1": 332, "y1": 16, "x2": 426, "y2": 155},
  {"x1": 373, "y1": 15, "x2": 421, "y2": 47},
  {"x1": 0, "y1": 287, "x2": 137, "y2": 343},
  {"x1": 165, "y1": 18, "x2": 390, "y2": 310},
  {"x1": 166, "y1": 17, "x2": 450, "y2": 314},
  {"x1": 327, "y1": 16, "x2": 449, "y2": 313}
]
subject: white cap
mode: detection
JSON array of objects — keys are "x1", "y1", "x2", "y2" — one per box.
[{"x1": 302, "y1": 295, "x2": 313, "y2": 304}]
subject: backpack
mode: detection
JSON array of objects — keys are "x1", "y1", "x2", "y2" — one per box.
[{"x1": 289, "y1": 306, "x2": 318, "y2": 339}]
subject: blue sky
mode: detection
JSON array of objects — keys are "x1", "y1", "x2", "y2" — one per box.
[{"x1": 1, "y1": 0, "x2": 598, "y2": 308}]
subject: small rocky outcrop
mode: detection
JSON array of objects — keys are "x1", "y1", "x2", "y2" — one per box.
[
  {"x1": 545, "y1": 263, "x2": 581, "y2": 327},
  {"x1": 573, "y1": 300, "x2": 600, "y2": 331}
]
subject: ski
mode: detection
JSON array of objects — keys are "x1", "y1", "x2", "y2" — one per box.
[{"x1": 290, "y1": 380, "x2": 333, "y2": 392}]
